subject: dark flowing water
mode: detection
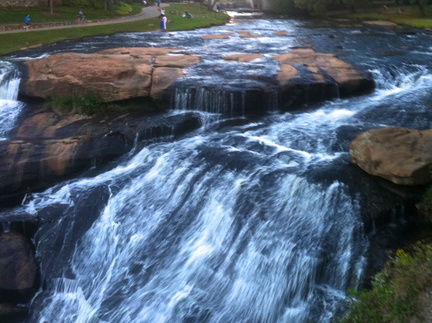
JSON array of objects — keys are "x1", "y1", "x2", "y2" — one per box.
[{"x1": 1, "y1": 18, "x2": 432, "y2": 323}]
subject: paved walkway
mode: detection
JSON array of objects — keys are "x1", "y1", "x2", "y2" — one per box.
[{"x1": 0, "y1": 3, "x2": 169, "y2": 34}]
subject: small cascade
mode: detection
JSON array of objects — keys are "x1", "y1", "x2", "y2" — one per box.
[
  {"x1": 173, "y1": 86, "x2": 279, "y2": 116},
  {"x1": 174, "y1": 87, "x2": 244, "y2": 116},
  {"x1": 0, "y1": 61, "x2": 20, "y2": 101},
  {"x1": 0, "y1": 60, "x2": 23, "y2": 140}
]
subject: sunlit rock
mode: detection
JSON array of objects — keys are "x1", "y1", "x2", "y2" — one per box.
[
  {"x1": 151, "y1": 67, "x2": 185, "y2": 98},
  {"x1": 22, "y1": 52, "x2": 153, "y2": 102},
  {"x1": 236, "y1": 30, "x2": 261, "y2": 38},
  {"x1": 223, "y1": 53, "x2": 264, "y2": 62},
  {"x1": 20, "y1": 46, "x2": 373, "y2": 110},
  {"x1": 273, "y1": 49, "x2": 372, "y2": 96},
  {"x1": 350, "y1": 127, "x2": 432, "y2": 185},
  {"x1": 201, "y1": 34, "x2": 230, "y2": 39},
  {"x1": 22, "y1": 48, "x2": 199, "y2": 103}
]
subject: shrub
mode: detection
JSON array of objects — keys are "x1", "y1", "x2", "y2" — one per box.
[
  {"x1": 416, "y1": 184, "x2": 432, "y2": 221},
  {"x1": 340, "y1": 242, "x2": 432, "y2": 323},
  {"x1": 116, "y1": 2, "x2": 133, "y2": 15},
  {"x1": 46, "y1": 92, "x2": 102, "y2": 115}
]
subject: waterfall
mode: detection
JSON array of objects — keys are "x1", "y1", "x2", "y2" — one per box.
[
  {"x1": 0, "y1": 61, "x2": 23, "y2": 139},
  {"x1": 173, "y1": 86, "x2": 279, "y2": 116},
  {"x1": 19, "y1": 61, "x2": 432, "y2": 322},
  {"x1": 24, "y1": 99, "x2": 372, "y2": 322},
  {"x1": 1, "y1": 18, "x2": 432, "y2": 323},
  {"x1": 0, "y1": 61, "x2": 20, "y2": 101}
]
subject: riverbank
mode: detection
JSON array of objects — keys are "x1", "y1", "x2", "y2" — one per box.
[
  {"x1": 328, "y1": 5, "x2": 432, "y2": 30},
  {"x1": 0, "y1": 3, "x2": 229, "y2": 56}
]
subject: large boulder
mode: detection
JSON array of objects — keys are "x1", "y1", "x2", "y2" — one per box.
[
  {"x1": 21, "y1": 48, "x2": 201, "y2": 102},
  {"x1": 20, "y1": 46, "x2": 373, "y2": 109},
  {"x1": 273, "y1": 48, "x2": 373, "y2": 97},
  {"x1": 0, "y1": 110, "x2": 202, "y2": 205},
  {"x1": 349, "y1": 127, "x2": 432, "y2": 185}
]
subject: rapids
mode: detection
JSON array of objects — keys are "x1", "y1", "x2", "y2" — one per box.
[{"x1": 1, "y1": 18, "x2": 432, "y2": 323}]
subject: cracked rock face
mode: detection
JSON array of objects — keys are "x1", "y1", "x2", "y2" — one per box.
[
  {"x1": 21, "y1": 48, "x2": 201, "y2": 102},
  {"x1": 21, "y1": 46, "x2": 372, "y2": 104}
]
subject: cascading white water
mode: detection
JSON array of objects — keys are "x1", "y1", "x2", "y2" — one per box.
[
  {"x1": 23, "y1": 63, "x2": 432, "y2": 322},
  {"x1": 27, "y1": 127, "x2": 367, "y2": 323},
  {"x1": 0, "y1": 61, "x2": 20, "y2": 101},
  {"x1": 1, "y1": 18, "x2": 432, "y2": 323},
  {"x1": 0, "y1": 61, "x2": 23, "y2": 139}
]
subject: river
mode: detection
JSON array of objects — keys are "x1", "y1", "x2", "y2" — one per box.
[{"x1": 1, "y1": 18, "x2": 432, "y2": 323}]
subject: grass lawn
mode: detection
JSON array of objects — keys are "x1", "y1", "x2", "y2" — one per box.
[
  {"x1": 0, "y1": 4, "x2": 229, "y2": 56},
  {"x1": 330, "y1": 5, "x2": 432, "y2": 29},
  {"x1": 0, "y1": 4, "x2": 142, "y2": 24}
]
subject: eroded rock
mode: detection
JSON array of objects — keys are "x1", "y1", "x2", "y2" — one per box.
[
  {"x1": 21, "y1": 48, "x2": 200, "y2": 103},
  {"x1": 273, "y1": 49, "x2": 372, "y2": 96},
  {"x1": 0, "y1": 232, "x2": 38, "y2": 303},
  {"x1": 349, "y1": 127, "x2": 432, "y2": 185},
  {"x1": 223, "y1": 53, "x2": 264, "y2": 62}
]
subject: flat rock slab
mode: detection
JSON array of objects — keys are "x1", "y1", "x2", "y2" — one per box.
[
  {"x1": 363, "y1": 20, "x2": 397, "y2": 26},
  {"x1": 21, "y1": 46, "x2": 373, "y2": 105},
  {"x1": 22, "y1": 48, "x2": 200, "y2": 102}
]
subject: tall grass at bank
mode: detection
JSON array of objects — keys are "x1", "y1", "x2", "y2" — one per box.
[
  {"x1": 340, "y1": 242, "x2": 432, "y2": 323},
  {"x1": 0, "y1": 4, "x2": 229, "y2": 56}
]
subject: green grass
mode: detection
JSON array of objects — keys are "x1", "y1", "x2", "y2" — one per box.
[
  {"x1": 0, "y1": 4, "x2": 142, "y2": 24},
  {"x1": 0, "y1": 4, "x2": 229, "y2": 56}
]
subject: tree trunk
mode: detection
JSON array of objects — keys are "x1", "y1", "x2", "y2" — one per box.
[{"x1": 418, "y1": 4, "x2": 425, "y2": 17}]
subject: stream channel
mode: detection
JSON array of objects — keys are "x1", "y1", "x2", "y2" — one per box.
[{"x1": 1, "y1": 17, "x2": 432, "y2": 323}]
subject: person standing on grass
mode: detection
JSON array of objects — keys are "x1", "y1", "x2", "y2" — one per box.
[{"x1": 160, "y1": 14, "x2": 167, "y2": 31}]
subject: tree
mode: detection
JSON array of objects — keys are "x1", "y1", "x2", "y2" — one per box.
[
  {"x1": 293, "y1": 0, "x2": 333, "y2": 14},
  {"x1": 410, "y1": 0, "x2": 428, "y2": 17},
  {"x1": 201, "y1": 0, "x2": 218, "y2": 10}
]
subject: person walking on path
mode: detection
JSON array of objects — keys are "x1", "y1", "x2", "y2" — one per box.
[
  {"x1": 159, "y1": 14, "x2": 167, "y2": 31},
  {"x1": 77, "y1": 10, "x2": 84, "y2": 23},
  {"x1": 157, "y1": 0, "x2": 161, "y2": 7},
  {"x1": 24, "y1": 14, "x2": 30, "y2": 30},
  {"x1": 0, "y1": 3, "x2": 170, "y2": 34}
]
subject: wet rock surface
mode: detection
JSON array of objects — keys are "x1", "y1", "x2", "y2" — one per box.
[
  {"x1": 0, "y1": 109, "x2": 202, "y2": 206},
  {"x1": 0, "y1": 232, "x2": 39, "y2": 303}
]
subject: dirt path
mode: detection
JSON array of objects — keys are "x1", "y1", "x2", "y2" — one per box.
[{"x1": 0, "y1": 3, "x2": 169, "y2": 34}]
